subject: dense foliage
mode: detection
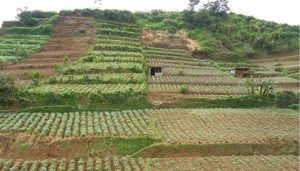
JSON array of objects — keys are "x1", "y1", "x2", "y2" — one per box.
[
  {"x1": 55, "y1": 8, "x2": 299, "y2": 61},
  {"x1": 134, "y1": 10, "x2": 299, "y2": 61}
]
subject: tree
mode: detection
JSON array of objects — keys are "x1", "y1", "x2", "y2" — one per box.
[
  {"x1": 188, "y1": 0, "x2": 201, "y2": 11},
  {"x1": 203, "y1": 0, "x2": 230, "y2": 16}
]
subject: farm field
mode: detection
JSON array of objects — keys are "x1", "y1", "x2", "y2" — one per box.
[
  {"x1": 0, "y1": 108, "x2": 298, "y2": 145},
  {"x1": 24, "y1": 20, "x2": 148, "y2": 106},
  {"x1": 0, "y1": 16, "x2": 95, "y2": 84},
  {"x1": 0, "y1": 8, "x2": 299, "y2": 170},
  {"x1": 0, "y1": 155, "x2": 298, "y2": 171},
  {"x1": 146, "y1": 47, "x2": 248, "y2": 100}
]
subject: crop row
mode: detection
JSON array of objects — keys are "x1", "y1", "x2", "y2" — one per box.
[
  {"x1": 0, "y1": 157, "x2": 161, "y2": 171},
  {"x1": 158, "y1": 155, "x2": 299, "y2": 170},
  {"x1": 145, "y1": 50, "x2": 191, "y2": 57},
  {"x1": 0, "y1": 110, "x2": 154, "y2": 138},
  {"x1": 89, "y1": 51, "x2": 143, "y2": 58},
  {"x1": 28, "y1": 83, "x2": 147, "y2": 95},
  {"x1": 153, "y1": 108, "x2": 299, "y2": 144},
  {"x1": 60, "y1": 62, "x2": 144, "y2": 74},
  {"x1": 46, "y1": 73, "x2": 145, "y2": 84},
  {"x1": 96, "y1": 34, "x2": 140, "y2": 42},
  {"x1": 79, "y1": 55, "x2": 143, "y2": 63},
  {"x1": 149, "y1": 75, "x2": 243, "y2": 85},
  {"x1": 162, "y1": 67, "x2": 229, "y2": 76},
  {"x1": 253, "y1": 76, "x2": 299, "y2": 84},
  {"x1": 0, "y1": 34, "x2": 49, "y2": 40},
  {"x1": 97, "y1": 28, "x2": 141, "y2": 38},
  {"x1": 146, "y1": 54, "x2": 201, "y2": 61},
  {"x1": 0, "y1": 155, "x2": 298, "y2": 170},
  {"x1": 147, "y1": 58, "x2": 211, "y2": 67},
  {"x1": 96, "y1": 38, "x2": 141, "y2": 47},
  {"x1": 149, "y1": 84, "x2": 247, "y2": 95},
  {"x1": 144, "y1": 46, "x2": 188, "y2": 53},
  {"x1": 95, "y1": 22, "x2": 140, "y2": 32},
  {"x1": 148, "y1": 61, "x2": 214, "y2": 69},
  {"x1": 92, "y1": 44, "x2": 142, "y2": 52}
]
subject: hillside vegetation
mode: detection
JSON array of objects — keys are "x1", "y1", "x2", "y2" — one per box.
[{"x1": 53, "y1": 8, "x2": 299, "y2": 61}]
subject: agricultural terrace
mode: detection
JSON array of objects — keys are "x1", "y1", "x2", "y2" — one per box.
[
  {"x1": 26, "y1": 20, "x2": 148, "y2": 106},
  {"x1": 151, "y1": 108, "x2": 299, "y2": 144},
  {"x1": 0, "y1": 16, "x2": 95, "y2": 84},
  {"x1": 214, "y1": 60, "x2": 299, "y2": 93},
  {"x1": 0, "y1": 110, "x2": 155, "y2": 139},
  {"x1": 0, "y1": 12, "x2": 58, "y2": 62},
  {"x1": 146, "y1": 46, "x2": 247, "y2": 97},
  {"x1": 0, "y1": 155, "x2": 298, "y2": 171},
  {"x1": 0, "y1": 34, "x2": 49, "y2": 62},
  {"x1": 0, "y1": 108, "x2": 298, "y2": 146}
]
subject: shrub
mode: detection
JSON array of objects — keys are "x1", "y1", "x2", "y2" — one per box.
[
  {"x1": 0, "y1": 75, "x2": 16, "y2": 107},
  {"x1": 63, "y1": 55, "x2": 70, "y2": 65},
  {"x1": 275, "y1": 91, "x2": 299, "y2": 108},
  {"x1": 31, "y1": 71, "x2": 41, "y2": 87},
  {"x1": 180, "y1": 85, "x2": 189, "y2": 94},
  {"x1": 275, "y1": 67, "x2": 283, "y2": 72}
]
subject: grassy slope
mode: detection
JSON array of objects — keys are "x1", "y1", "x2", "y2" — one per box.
[{"x1": 134, "y1": 10, "x2": 299, "y2": 61}]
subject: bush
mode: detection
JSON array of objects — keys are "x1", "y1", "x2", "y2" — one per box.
[
  {"x1": 275, "y1": 67, "x2": 283, "y2": 72},
  {"x1": 31, "y1": 71, "x2": 41, "y2": 87},
  {"x1": 275, "y1": 91, "x2": 299, "y2": 108},
  {"x1": 0, "y1": 75, "x2": 16, "y2": 107},
  {"x1": 180, "y1": 85, "x2": 189, "y2": 94}
]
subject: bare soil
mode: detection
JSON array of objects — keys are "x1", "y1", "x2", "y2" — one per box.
[
  {"x1": 142, "y1": 30, "x2": 198, "y2": 52},
  {"x1": 0, "y1": 16, "x2": 96, "y2": 84}
]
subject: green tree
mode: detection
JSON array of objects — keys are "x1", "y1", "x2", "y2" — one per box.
[
  {"x1": 188, "y1": 0, "x2": 201, "y2": 11},
  {"x1": 203, "y1": 0, "x2": 230, "y2": 16}
]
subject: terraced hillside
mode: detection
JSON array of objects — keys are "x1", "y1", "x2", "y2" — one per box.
[
  {"x1": 146, "y1": 46, "x2": 247, "y2": 101},
  {"x1": 25, "y1": 20, "x2": 147, "y2": 107},
  {"x1": 0, "y1": 16, "x2": 95, "y2": 84},
  {"x1": 0, "y1": 11, "x2": 299, "y2": 170}
]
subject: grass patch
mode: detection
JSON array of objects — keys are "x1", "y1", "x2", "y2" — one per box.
[{"x1": 87, "y1": 137, "x2": 157, "y2": 157}]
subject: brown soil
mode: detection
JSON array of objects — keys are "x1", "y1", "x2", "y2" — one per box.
[
  {"x1": 0, "y1": 16, "x2": 96, "y2": 84},
  {"x1": 0, "y1": 134, "x2": 112, "y2": 160},
  {"x1": 142, "y1": 30, "x2": 198, "y2": 52}
]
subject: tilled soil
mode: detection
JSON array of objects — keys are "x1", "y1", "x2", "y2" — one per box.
[{"x1": 0, "y1": 16, "x2": 96, "y2": 85}]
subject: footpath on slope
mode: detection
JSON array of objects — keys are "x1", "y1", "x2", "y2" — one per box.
[{"x1": 0, "y1": 16, "x2": 96, "y2": 85}]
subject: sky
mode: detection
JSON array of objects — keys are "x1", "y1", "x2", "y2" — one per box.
[{"x1": 0, "y1": 0, "x2": 299, "y2": 26}]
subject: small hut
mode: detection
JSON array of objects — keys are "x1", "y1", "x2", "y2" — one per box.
[
  {"x1": 230, "y1": 67, "x2": 249, "y2": 78},
  {"x1": 149, "y1": 67, "x2": 163, "y2": 76}
]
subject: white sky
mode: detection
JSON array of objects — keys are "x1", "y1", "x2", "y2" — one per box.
[{"x1": 0, "y1": 0, "x2": 299, "y2": 26}]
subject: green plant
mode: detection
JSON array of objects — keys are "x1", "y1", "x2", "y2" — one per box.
[
  {"x1": 0, "y1": 74, "x2": 16, "y2": 107},
  {"x1": 275, "y1": 67, "x2": 283, "y2": 72},
  {"x1": 63, "y1": 55, "x2": 70, "y2": 65},
  {"x1": 275, "y1": 91, "x2": 299, "y2": 108},
  {"x1": 180, "y1": 85, "x2": 189, "y2": 94},
  {"x1": 246, "y1": 76, "x2": 275, "y2": 96},
  {"x1": 30, "y1": 71, "x2": 41, "y2": 87}
]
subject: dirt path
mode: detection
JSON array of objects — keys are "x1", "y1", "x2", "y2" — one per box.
[{"x1": 0, "y1": 16, "x2": 96, "y2": 85}]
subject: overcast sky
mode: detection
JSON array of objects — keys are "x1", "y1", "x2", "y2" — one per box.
[{"x1": 0, "y1": 0, "x2": 299, "y2": 26}]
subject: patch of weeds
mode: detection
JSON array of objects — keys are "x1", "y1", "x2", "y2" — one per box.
[{"x1": 87, "y1": 137, "x2": 156, "y2": 157}]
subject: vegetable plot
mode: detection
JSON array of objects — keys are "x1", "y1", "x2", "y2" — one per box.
[
  {"x1": 152, "y1": 108, "x2": 299, "y2": 144},
  {"x1": 0, "y1": 110, "x2": 154, "y2": 138}
]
